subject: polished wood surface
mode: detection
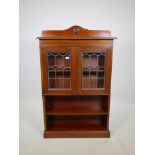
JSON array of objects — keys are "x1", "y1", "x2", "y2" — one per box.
[
  {"x1": 44, "y1": 130, "x2": 110, "y2": 138},
  {"x1": 39, "y1": 25, "x2": 111, "y2": 37},
  {"x1": 37, "y1": 26, "x2": 116, "y2": 138},
  {"x1": 46, "y1": 115, "x2": 107, "y2": 131},
  {"x1": 46, "y1": 96, "x2": 108, "y2": 115}
]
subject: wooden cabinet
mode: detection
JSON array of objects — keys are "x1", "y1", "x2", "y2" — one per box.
[{"x1": 37, "y1": 26, "x2": 116, "y2": 138}]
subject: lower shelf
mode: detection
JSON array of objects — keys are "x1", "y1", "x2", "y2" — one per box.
[
  {"x1": 47, "y1": 115, "x2": 107, "y2": 131},
  {"x1": 45, "y1": 115, "x2": 109, "y2": 138},
  {"x1": 44, "y1": 130, "x2": 110, "y2": 138},
  {"x1": 43, "y1": 95, "x2": 110, "y2": 138}
]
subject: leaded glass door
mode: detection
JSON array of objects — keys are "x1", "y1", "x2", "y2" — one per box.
[
  {"x1": 42, "y1": 47, "x2": 76, "y2": 94},
  {"x1": 77, "y1": 47, "x2": 112, "y2": 95}
]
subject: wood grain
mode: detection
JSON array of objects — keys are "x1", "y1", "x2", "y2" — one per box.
[{"x1": 37, "y1": 26, "x2": 116, "y2": 138}]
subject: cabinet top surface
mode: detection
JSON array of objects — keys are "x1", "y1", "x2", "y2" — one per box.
[{"x1": 37, "y1": 25, "x2": 117, "y2": 40}]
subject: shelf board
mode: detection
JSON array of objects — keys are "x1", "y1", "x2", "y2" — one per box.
[
  {"x1": 44, "y1": 130, "x2": 110, "y2": 138},
  {"x1": 46, "y1": 108, "x2": 108, "y2": 116},
  {"x1": 47, "y1": 116, "x2": 107, "y2": 131}
]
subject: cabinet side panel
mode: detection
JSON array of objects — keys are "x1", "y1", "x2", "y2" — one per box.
[
  {"x1": 39, "y1": 48, "x2": 44, "y2": 93},
  {"x1": 42, "y1": 95, "x2": 47, "y2": 130},
  {"x1": 106, "y1": 95, "x2": 111, "y2": 130}
]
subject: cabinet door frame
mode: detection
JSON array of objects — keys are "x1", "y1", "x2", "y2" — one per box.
[
  {"x1": 41, "y1": 46, "x2": 76, "y2": 95},
  {"x1": 76, "y1": 46, "x2": 112, "y2": 95}
]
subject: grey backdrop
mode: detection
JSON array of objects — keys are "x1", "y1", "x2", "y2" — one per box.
[{"x1": 20, "y1": 0, "x2": 134, "y2": 155}]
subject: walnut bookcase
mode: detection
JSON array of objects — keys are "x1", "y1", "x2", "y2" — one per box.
[{"x1": 37, "y1": 25, "x2": 116, "y2": 138}]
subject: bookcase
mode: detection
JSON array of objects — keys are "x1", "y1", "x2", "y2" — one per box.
[{"x1": 37, "y1": 25, "x2": 116, "y2": 138}]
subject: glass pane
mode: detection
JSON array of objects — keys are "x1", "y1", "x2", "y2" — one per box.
[
  {"x1": 90, "y1": 54, "x2": 97, "y2": 67},
  {"x1": 99, "y1": 53, "x2": 105, "y2": 67},
  {"x1": 64, "y1": 79, "x2": 71, "y2": 89},
  {"x1": 82, "y1": 79, "x2": 89, "y2": 88},
  {"x1": 64, "y1": 54, "x2": 71, "y2": 68},
  {"x1": 90, "y1": 79, "x2": 97, "y2": 88},
  {"x1": 98, "y1": 78, "x2": 104, "y2": 88},
  {"x1": 49, "y1": 79, "x2": 55, "y2": 88},
  {"x1": 47, "y1": 52, "x2": 71, "y2": 89},
  {"x1": 82, "y1": 52, "x2": 105, "y2": 89}
]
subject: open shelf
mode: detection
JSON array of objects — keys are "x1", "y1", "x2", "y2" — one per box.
[
  {"x1": 46, "y1": 115, "x2": 108, "y2": 131},
  {"x1": 46, "y1": 109, "x2": 106, "y2": 115},
  {"x1": 45, "y1": 96, "x2": 109, "y2": 116}
]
